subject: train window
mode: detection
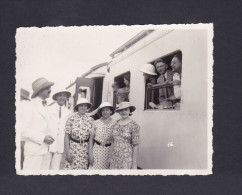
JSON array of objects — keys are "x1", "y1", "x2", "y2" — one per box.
[
  {"x1": 112, "y1": 72, "x2": 130, "y2": 108},
  {"x1": 144, "y1": 51, "x2": 182, "y2": 110}
]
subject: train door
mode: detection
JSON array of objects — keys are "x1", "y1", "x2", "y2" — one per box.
[
  {"x1": 75, "y1": 77, "x2": 95, "y2": 109},
  {"x1": 75, "y1": 77, "x2": 104, "y2": 120}
]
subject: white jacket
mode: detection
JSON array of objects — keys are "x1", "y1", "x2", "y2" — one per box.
[
  {"x1": 47, "y1": 103, "x2": 71, "y2": 153},
  {"x1": 22, "y1": 97, "x2": 50, "y2": 156}
]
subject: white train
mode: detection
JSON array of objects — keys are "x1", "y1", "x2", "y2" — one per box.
[{"x1": 66, "y1": 27, "x2": 212, "y2": 170}]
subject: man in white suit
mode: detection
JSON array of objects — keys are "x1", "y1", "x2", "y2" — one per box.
[
  {"x1": 47, "y1": 89, "x2": 71, "y2": 169},
  {"x1": 22, "y1": 78, "x2": 55, "y2": 170}
]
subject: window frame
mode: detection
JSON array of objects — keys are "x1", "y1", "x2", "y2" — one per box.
[
  {"x1": 113, "y1": 71, "x2": 131, "y2": 108},
  {"x1": 144, "y1": 50, "x2": 182, "y2": 111}
]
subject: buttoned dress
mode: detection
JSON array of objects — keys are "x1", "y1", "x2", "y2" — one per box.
[
  {"x1": 89, "y1": 119, "x2": 116, "y2": 169},
  {"x1": 64, "y1": 113, "x2": 94, "y2": 170},
  {"x1": 110, "y1": 120, "x2": 141, "y2": 169}
]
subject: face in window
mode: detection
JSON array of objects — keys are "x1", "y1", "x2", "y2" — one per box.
[
  {"x1": 118, "y1": 107, "x2": 130, "y2": 118},
  {"x1": 171, "y1": 57, "x2": 182, "y2": 73},
  {"x1": 112, "y1": 83, "x2": 119, "y2": 93},
  {"x1": 101, "y1": 107, "x2": 112, "y2": 119},
  {"x1": 56, "y1": 92, "x2": 68, "y2": 106},
  {"x1": 155, "y1": 62, "x2": 168, "y2": 75},
  {"x1": 124, "y1": 78, "x2": 130, "y2": 87},
  {"x1": 78, "y1": 103, "x2": 88, "y2": 114}
]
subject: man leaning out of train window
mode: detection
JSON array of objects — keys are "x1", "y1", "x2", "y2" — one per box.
[{"x1": 167, "y1": 53, "x2": 182, "y2": 109}]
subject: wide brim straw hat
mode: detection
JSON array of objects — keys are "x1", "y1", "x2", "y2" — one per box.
[
  {"x1": 74, "y1": 98, "x2": 92, "y2": 111},
  {"x1": 98, "y1": 102, "x2": 115, "y2": 116},
  {"x1": 21, "y1": 88, "x2": 30, "y2": 101},
  {"x1": 52, "y1": 89, "x2": 71, "y2": 100},
  {"x1": 115, "y1": 101, "x2": 136, "y2": 113},
  {"x1": 31, "y1": 77, "x2": 54, "y2": 99},
  {"x1": 139, "y1": 63, "x2": 157, "y2": 76}
]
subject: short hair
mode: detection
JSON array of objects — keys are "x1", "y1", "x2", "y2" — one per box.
[
  {"x1": 173, "y1": 53, "x2": 182, "y2": 62},
  {"x1": 112, "y1": 81, "x2": 120, "y2": 88},
  {"x1": 154, "y1": 59, "x2": 167, "y2": 66}
]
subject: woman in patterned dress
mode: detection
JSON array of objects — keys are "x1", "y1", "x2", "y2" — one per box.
[
  {"x1": 88, "y1": 102, "x2": 116, "y2": 169},
  {"x1": 64, "y1": 98, "x2": 94, "y2": 170},
  {"x1": 110, "y1": 101, "x2": 141, "y2": 169}
]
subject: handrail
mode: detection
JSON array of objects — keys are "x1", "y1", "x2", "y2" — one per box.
[{"x1": 147, "y1": 82, "x2": 180, "y2": 90}]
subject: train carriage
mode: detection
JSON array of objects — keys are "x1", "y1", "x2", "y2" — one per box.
[{"x1": 68, "y1": 28, "x2": 211, "y2": 169}]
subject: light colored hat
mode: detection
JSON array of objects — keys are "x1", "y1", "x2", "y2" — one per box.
[
  {"x1": 31, "y1": 77, "x2": 54, "y2": 99},
  {"x1": 52, "y1": 88, "x2": 71, "y2": 101},
  {"x1": 98, "y1": 102, "x2": 115, "y2": 116},
  {"x1": 115, "y1": 101, "x2": 136, "y2": 113},
  {"x1": 21, "y1": 88, "x2": 30, "y2": 101},
  {"x1": 74, "y1": 98, "x2": 92, "y2": 111},
  {"x1": 139, "y1": 63, "x2": 157, "y2": 76}
]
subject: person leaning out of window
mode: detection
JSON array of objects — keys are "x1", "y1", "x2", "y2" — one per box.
[
  {"x1": 167, "y1": 53, "x2": 182, "y2": 109},
  {"x1": 139, "y1": 63, "x2": 157, "y2": 86},
  {"x1": 116, "y1": 74, "x2": 130, "y2": 104}
]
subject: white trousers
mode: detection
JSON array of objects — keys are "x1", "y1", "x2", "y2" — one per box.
[
  {"x1": 23, "y1": 152, "x2": 52, "y2": 170},
  {"x1": 50, "y1": 153, "x2": 63, "y2": 170}
]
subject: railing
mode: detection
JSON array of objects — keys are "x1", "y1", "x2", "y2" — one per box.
[{"x1": 145, "y1": 82, "x2": 181, "y2": 110}]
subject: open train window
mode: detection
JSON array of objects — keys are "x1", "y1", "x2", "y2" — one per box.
[
  {"x1": 112, "y1": 72, "x2": 130, "y2": 108},
  {"x1": 144, "y1": 50, "x2": 182, "y2": 110}
]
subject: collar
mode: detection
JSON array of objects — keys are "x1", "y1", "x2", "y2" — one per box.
[
  {"x1": 33, "y1": 96, "x2": 46, "y2": 106},
  {"x1": 164, "y1": 71, "x2": 168, "y2": 79}
]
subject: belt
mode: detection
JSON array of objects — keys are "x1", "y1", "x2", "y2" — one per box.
[
  {"x1": 70, "y1": 137, "x2": 89, "y2": 144},
  {"x1": 95, "y1": 140, "x2": 111, "y2": 147}
]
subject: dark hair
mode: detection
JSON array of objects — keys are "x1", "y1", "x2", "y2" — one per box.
[
  {"x1": 124, "y1": 74, "x2": 130, "y2": 82},
  {"x1": 112, "y1": 81, "x2": 120, "y2": 88},
  {"x1": 154, "y1": 58, "x2": 167, "y2": 66},
  {"x1": 173, "y1": 53, "x2": 182, "y2": 62}
]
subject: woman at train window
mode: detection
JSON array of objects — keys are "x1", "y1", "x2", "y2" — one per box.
[
  {"x1": 139, "y1": 63, "x2": 157, "y2": 86},
  {"x1": 116, "y1": 74, "x2": 130, "y2": 104},
  {"x1": 169, "y1": 53, "x2": 182, "y2": 109},
  {"x1": 110, "y1": 102, "x2": 141, "y2": 169},
  {"x1": 64, "y1": 98, "x2": 94, "y2": 170},
  {"x1": 88, "y1": 102, "x2": 116, "y2": 169}
]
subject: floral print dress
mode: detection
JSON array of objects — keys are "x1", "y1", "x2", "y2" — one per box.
[
  {"x1": 64, "y1": 113, "x2": 94, "y2": 170},
  {"x1": 110, "y1": 119, "x2": 141, "y2": 169},
  {"x1": 89, "y1": 118, "x2": 116, "y2": 170}
]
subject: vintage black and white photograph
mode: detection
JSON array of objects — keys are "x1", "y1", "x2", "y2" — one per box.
[{"x1": 15, "y1": 24, "x2": 213, "y2": 175}]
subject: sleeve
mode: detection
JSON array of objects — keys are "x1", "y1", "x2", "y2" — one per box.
[
  {"x1": 173, "y1": 73, "x2": 181, "y2": 81},
  {"x1": 65, "y1": 116, "x2": 73, "y2": 135},
  {"x1": 21, "y1": 103, "x2": 45, "y2": 145},
  {"x1": 131, "y1": 122, "x2": 141, "y2": 145},
  {"x1": 59, "y1": 113, "x2": 72, "y2": 135}
]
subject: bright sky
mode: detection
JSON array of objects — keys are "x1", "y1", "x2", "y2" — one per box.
[{"x1": 16, "y1": 26, "x2": 142, "y2": 97}]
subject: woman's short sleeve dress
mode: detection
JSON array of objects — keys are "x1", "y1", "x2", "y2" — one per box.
[
  {"x1": 64, "y1": 113, "x2": 94, "y2": 170},
  {"x1": 89, "y1": 119, "x2": 116, "y2": 170},
  {"x1": 110, "y1": 120, "x2": 141, "y2": 169}
]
